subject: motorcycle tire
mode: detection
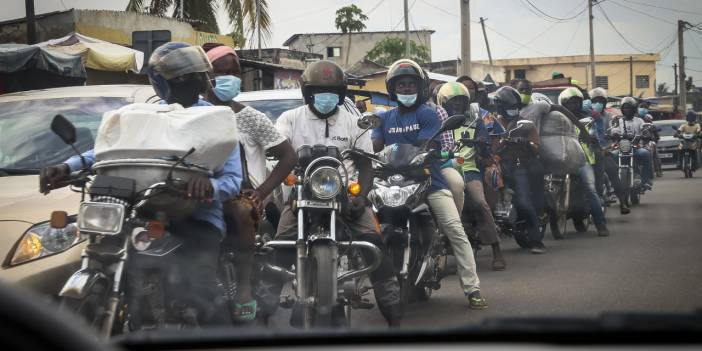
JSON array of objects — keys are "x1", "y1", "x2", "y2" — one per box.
[
  {"x1": 59, "y1": 280, "x2": 110, "y2": 334},
  {"x1": 630, "y1": 189, "x2": 640, "y2": 205},
  {"x1": 307, "y1": 243, "x2": 338, "y2": 327},
  {"x1": 415, "y1": 284, "x2": 433, "y2": 302},
  {"x1": 513, "y1": 229, "x2": 531, "y2": 249}
]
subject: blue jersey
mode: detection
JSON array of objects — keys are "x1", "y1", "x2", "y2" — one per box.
[{"x1": 372, "y1": 105, "x2": 449, "y2": 192}]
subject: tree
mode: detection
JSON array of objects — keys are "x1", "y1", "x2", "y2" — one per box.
[
  {"x1": 334, "y1": 5, "x2": 368, "y2": 67},
  {"x1": 686, "y1": 76, "x2": 695, "y2": 91},
  {"x1": 125, "y1": 0, "x2": 271, "y2": 48},
  {"x1": 366, "y1": 37, "x2": 431, "y2": 66},
  {"x1": 656, "y1": 82, "x2": 670, "y2": 96}
]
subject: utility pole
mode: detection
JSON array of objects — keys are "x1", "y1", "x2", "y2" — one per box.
[
  {"x1": 673, "y1": 63, "x2": 678, "y2": 95},
  {"x1": 479, "y1": 17, "x2": 493, "y2": 66},
  {"x1": 460, "y1": 0, "x2": 471, "y2": 76},
  {"x1": 588, "y1": 0, "x2": 596, "y2": 89},
  {"x1": 678, "y1": 20, "x2": 687, "y2": 113},
  {"x1": 629, "y1": 56, "x2": 634, "y2": 96},
  {"x1": 403, "y1": 0, "x2": 410, "y2": 58},
  {"x1": 25, "y1": 0, "x2": 36, "y2": 44},
  {"x1": 178, "y1": 0, "x2": 183, "y2": 18},
  {"x1": 256, "y1": 0, "x2": 263, "y2": 90}
]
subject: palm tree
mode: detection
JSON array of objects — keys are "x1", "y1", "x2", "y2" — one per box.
[
  {"x1": 656, "y1": 82, "x2": 670, "y2": 96},
  {"x1": 334, "y1": 5, "x2": 368, "y2": 67},
  {"x1": 125, "y1": 0, "x2": 270, "y2": 47}
]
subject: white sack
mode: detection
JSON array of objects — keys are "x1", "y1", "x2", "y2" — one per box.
[{"x1": 538, "y1": 111, "x2": 586, "y2": 175}]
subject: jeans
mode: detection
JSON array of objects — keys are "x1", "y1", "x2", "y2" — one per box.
[
  {"x1": 509, "y1": 162, "x2": 544, "y2": 246},
  {"x1": 427, "y1": 189, "x2": 480, "y2": 294},
  {"x1": 576, "y1": 164, "x2": 606, "y2": 226},
  {"x1": 595, "y1": 152, "x2": 626, "y2": 201},
  {"x1": 634, "y1": 148, "x2": 653, "y2": 185}
]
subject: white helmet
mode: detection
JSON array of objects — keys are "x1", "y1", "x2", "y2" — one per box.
[
  {"x1": 531, "y1": 92, "x2": 552, "y2": 104},
  {"x1": 558, "y1": 87, "x2": 584, "y2": 105},
  {"x1": 589, "y1": 87, "x2": 608, "y2": 100}
]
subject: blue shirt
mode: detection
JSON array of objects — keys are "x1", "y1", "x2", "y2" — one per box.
[
  {"x1": 371, "y1": 105, "x2": 449, "y2": 192},
  {"x1": 65, "y1": 99, "x2": 243, "y2": 234}
]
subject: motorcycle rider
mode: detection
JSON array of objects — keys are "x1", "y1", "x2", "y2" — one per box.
[
  {"x1": 559, "y1": 88, "x2": 610, "y2": 237},
  {"x1": 272, "y1": 60, "x2": 403, "y2": 327},
  {"x1": 675, "y1": 111, "x2": 702, "y2": 172},
  {"x1": 510, "y1": 79, "x2": 533, "y2": 105},
  {"x1": 38, "y1": 42, "x2": 243, "y2": 325},
  {"x1": 490, "y1": 86, "x2": 546, "y2": 253},
  {"x1": 438, "y1": 82, "x2": 507, "y2": 270},
  {"x1": 372, "y1": 60, "x2": 488, "y2": 309},
  {"x1": 612, "y1": 96, "x2": 654, "y2": 190},
  {"x1": 588, "y1": 88, "x2": 630, "y2": 214},
  {"x1": 202, "y1": 43, "x2": 298, "y2": 322}
]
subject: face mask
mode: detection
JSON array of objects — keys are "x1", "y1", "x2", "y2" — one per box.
[
  {"x1": 520, "y1": 94, "x2": 531, "y2": 105},
  {"x1": 503, "y1": 108, "x2": 520, "y2": 119},
  {"x1": 313, "y1": 93, "x2": 339, "y2": 115},
  {"x1": 397, "y1": 93, "x2": 418, "y2": 107},
  {"x1": 213, "y1": 75, "x2": 241, "y2": 101},
  {"x1": 638, "y1": 107, "x2": 648, "y2": 117},
  {"x1": 592, "y1": 102, "x2": 604, "y2": 113}
]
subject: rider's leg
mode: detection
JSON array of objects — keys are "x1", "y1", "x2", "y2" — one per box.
[
  {"x1": 578, "y1": 164, "x2": 608, "y2": 235},
  {"x1": 604, "y1": 153, "x2": 630, "y2": 213},
  {"x1": 441, "y1": 167, "x2": 465, "y2": 214},
  {"x1": 224, "y1": 198, "x2": 258, "y2": 316},
  {"x1": 512, "y1": 167, "x2": 544, "y2": 250},
  {"x1": 635, "y1": 148, "x2": 653, "y2": 186},
  {"x1": 426, "y1": 189, "x2": 487, "y2": 308},
  {"x1": 464, "y1": 171, "x2": 504, "y2": 270}
]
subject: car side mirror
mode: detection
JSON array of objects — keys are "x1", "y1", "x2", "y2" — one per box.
[{"x1": 51, "y1": 114, "x2": 77, "y2": 145}]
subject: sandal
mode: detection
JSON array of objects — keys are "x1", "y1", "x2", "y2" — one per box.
[{"x1": 233, "y1": 299, "x2": 258, "y2": 322}]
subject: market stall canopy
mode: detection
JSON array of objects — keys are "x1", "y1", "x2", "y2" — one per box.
[
  {"x1": 38, "y1": 32, "x2": 144, "y2": 73},
  {"x1": 0, "y1": 43, "x2": 85, "y2": 77}
]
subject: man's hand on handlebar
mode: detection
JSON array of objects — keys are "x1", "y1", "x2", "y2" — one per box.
[
  {"x1": 187, "y1": 174, "x2": 214, "y2": 202},
  {"x1": 39, "y1": 164, "x2": 70, "y2": 195},
  {"x1": 241, "y1": 189, "x2": 264, "y2": 216}
]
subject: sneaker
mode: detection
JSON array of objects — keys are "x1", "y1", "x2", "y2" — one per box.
[
  {"x1": 492, "y1": 257, "x2": 507, "y2": 271},
  {"x1": 530, "y1": 242, "x2": 546, "y2": 254},
  {"x1": 596, "y1": 224, "x2": 610, "y2": 237},
  {"x1": 467, "y1": 291, "x2": 488, "y2": 310},
  {"x1": 620, "y1": 203, "x2": 631, "y2": 215}
]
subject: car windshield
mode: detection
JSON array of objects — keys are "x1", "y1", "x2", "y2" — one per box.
[
  {"x1": 0, "y1": 97, "x2": 127, "y2": 171},
  {"x1": 240, "y1": 99, "x2": 303, "y2": 122},
  {"x1": 658, "y1": 122, "x2": 685, "y2": 137}
]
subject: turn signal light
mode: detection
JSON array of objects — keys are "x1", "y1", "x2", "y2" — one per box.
[
  {"x1": 50, "y1": 211, "x2": 68, "y2": 229},
  {"x1": 284, "y1": 173, "x2": 298, "y2": 186},
  {"x1": 455, "y1": 157, "x2": 465, "y2": 165},
  {"x1": 146, "y1": 221, "x2": 165, "y2": 240},
  {"x1": 348, "y1": 182, "x2": 362, "y2": 196}
]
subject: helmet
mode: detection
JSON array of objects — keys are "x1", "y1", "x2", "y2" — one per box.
[
  {"x1": 300, "y1": 60, "x2": 347, "y2": 105},
  {"x1": 431, "y1": 83, "x2": 445, "y2": 104},
  {"x1": 558, "y1": 87, "x2": 584, "y2": 106},
  {"x1": 686, "y1": 110, "x2": 698, "y2": 123},
  {"x1": 385, "y1": 59, "x2": 427, "y2": 105},
  {"x1": 589, "y1": 87, "x2": 608, "y2": 101},
  {"x1": 147, "y1": 42, "x2": 212, "y2": 100},
  {"x1": 492, "y1": 86, "x2": 522, "y2": 119},
  {"x1": 620, "y1": 96, "x2": 637, "y2": 110},
  {"x1": 437, "y1": 82, "x2": 471, "y2": 116},
  {"x1": 531, "y1": 92, "x2": 552, "y2": 104}
]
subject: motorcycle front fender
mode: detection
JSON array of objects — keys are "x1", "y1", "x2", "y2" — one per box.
[{"x1": 58, "y1": 268, "x2": 107, "y2": 300}]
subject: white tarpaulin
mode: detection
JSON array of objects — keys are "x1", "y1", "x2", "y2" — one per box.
[
  {"x1": 94, "y1": 103, "x2": 239, "y2": 171},
  {"x1": 38, "y1": 32, "x2": 144, "y2": 73}
]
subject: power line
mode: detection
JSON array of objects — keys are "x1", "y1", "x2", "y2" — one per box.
[
  {"x1": 419, "y1": 0, "x2": 459, "y2": 18},
  {"x1": 392, "y1": 0, "x2": 418, "y2": 31},
  {"x1": 521, "y1": 0, "x2": 587, "y2": 22},
  {"x1": 504, "y1": 2, "x2": 586, "y2": 57},
  {"x1": 607, "y1": 0, "x2": 675, "y2": 25},
  {"x1": 366, "y1": 0, "x2": 387, "y2": 16},
  {"x1": 596, "y1": 3, "x2": 658, "y2": 54},
  {"x1": 562, "y1": 8, "x2": 587, "y2": 55},
  {"x1": 483, "y1": 23, "x2": 550, "y2": 57},
  {"x1": 621, "y1": 0, "x2": 702, "y2": 17}
]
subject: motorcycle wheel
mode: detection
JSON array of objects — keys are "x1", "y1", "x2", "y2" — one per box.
[
  {"x1": 59, "y1": 281, "x2": 109, "y2": 333},
  {"x1": 630, "y1": 189, "x2": 640, "y2": 205},
  {"x1": 513, "y1": 229, "x2": 531, "y2": 249},
  {"x1": 307, "y1": 243, "x2": 338, "y2": 327},
  {"x1": 415, "y1": 284, "x2": 433, "y2": 302}
]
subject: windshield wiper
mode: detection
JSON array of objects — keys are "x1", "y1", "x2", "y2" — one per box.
[{"x1": 0, "y1": 168, "x2": 40, "y2": 176}]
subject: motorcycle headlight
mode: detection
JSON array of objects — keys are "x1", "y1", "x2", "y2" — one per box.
[
  {"x1": 77, "y1": 202, "x2": 125, "y2": 235},
  {"x1": 10, "y1": 221, "x2": 82, "y2": 266},
  {"x1": 620, "y1": 139, "x2": 632, "y2": 154},
  {"x1": 308, "y1": 166, "x2": 342, "y2": 200},
  {"x1": 375, "y1": 184, "x2": 420, "y2": 207}
]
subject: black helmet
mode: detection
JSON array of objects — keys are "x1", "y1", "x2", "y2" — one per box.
[
  {"x1": 385, "y1": 59, "x2": 427, "y2": 105},
  {"x1": 686, "y1": 110, "x2": 698, "y2": 123},
  {"x1": 493, "y1": 86, "x2": 522, "y2": 119},
  {"x1": 300, "y1": 60, "x2": 347, "y2": 106},
  {"x1": 620, "y1": 96, "x2": 637, "y2": 118}
]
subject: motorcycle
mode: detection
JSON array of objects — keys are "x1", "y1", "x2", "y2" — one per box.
[
  {"x1": 353, "y1": 114, "x2": 467, "y2": 305},
  {"x1": 641, "y1": 122, "x2": 662, "y2": 178},
  {"x1": 49, "y1": 115, "x2": 248, "y2": 337},
  {"x1": 673, "y1": 126, "x2": 699, "y2": 178},
  {"x1": 261, "y1": 116, "x2": 387, "y2": 329},
  {"x1": 607, "y1": 131, "x2": 645, "y2": 206}
]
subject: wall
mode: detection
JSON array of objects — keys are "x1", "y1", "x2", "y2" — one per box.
[
  {"x1": 274, "y1": 70, "x2": 301, "y2": 90},
  {"x1": 0, "y1": 10, "x2": 75, "y2": 43},
  {"x1": 287, "y1": 31, "x2": 433, "y2": 69}
]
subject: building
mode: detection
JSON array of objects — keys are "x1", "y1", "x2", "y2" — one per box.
[
  {"x1": 283, "y1": 30, "x2": 434, "y2": 69},
  {"x1": 237, "y1": 48, "x2": 322, "y2": 91},
  {"x1": 477, "y1": 54, "x2": 660, "y2": 97}
]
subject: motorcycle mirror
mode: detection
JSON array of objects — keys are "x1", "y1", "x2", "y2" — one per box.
[
  {"x1": 469, "y1": 103, "x2": 481, "y2": 121},
  {"x1": 357, "y1": 113, "x2": 381, "y2": 130},
  {"x1": 439, "y1": 114, "x2": 468, "y2": 133},
  {"x1": 51, "y1": 114, "x2": 77, "y2": 145},
  {"x1": 516, "y1": 119, "x2": 535, "y2": 129}
]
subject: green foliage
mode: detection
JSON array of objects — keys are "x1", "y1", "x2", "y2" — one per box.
[
  {"x1": 335, "y1": 5, "x2": 368, "y2": 33},
  {"x1": 366, "y1": 37, "x2": 431, "y2": 66},
  {"x1": 656, "y1": 82, "x2": 670, "y2": 96}
]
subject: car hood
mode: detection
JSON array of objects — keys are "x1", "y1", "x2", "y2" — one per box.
[
  {"x1": 657, "y1": 136, "x2": 678, "y2": 149},
  {"x1": 0, "y1": 175, "x2": 79, "y2": 224}
]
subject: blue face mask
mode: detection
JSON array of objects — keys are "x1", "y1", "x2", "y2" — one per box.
[
  {"x1": 638, "y1": 107, "x2": 648, "y2": 117},
  {"x1": 313, "y1": 93, "x2": 339, "y2": 115},
  {"x1": 396, "y1": 93, "x2": 418, "y2": 107},
  {"x1": 213, "y1": 75, "x2": 241, "y2": 102},
  {"x1": 592, "y1": 102, "x2": 604, "y2": 113},
  {"x1": 582, "y1": 99, "x2": 592, "y2": 113}
]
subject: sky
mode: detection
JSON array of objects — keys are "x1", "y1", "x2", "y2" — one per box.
[{"x1": 4, "y1": 0, "x2": 702, "y2": 88}]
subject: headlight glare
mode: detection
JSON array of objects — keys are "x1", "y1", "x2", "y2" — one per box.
[
  {"x1": 308, "y1": 167, "x2": 342, "y2": 200},
  {"x1": 77, "y1": 202, "x2": 125, "y2": 235}
]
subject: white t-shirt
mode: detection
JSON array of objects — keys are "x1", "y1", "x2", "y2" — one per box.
[
  {"x1": 236, "y1": 106, "x2": 286, "y2": 189},
  {"x1": 612, "y1": 116, "x2": 645, "y2": 137},
  {"x1": 275, "y1": 104, "x2": 373, "y2": 176}
]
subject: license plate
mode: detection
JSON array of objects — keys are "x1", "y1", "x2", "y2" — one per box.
[{"x1": 660, "y1": 153, "x2": 673, "y2": 159}]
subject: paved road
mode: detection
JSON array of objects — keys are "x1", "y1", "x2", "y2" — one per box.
[{"x1": 271, "y1": 170, "x2": 702, "y2": 330}]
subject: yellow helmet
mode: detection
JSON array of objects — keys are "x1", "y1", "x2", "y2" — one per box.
[{"x1": 437, "y1": 82, "x2": 471, "y2": 107}]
